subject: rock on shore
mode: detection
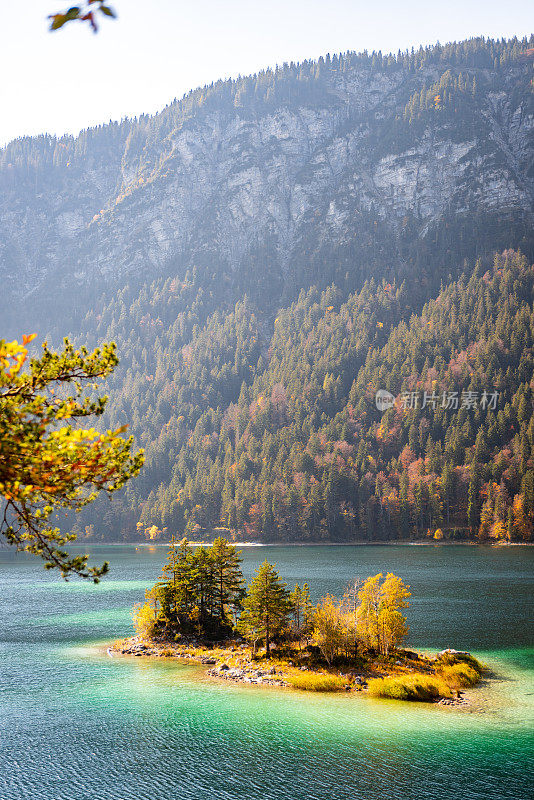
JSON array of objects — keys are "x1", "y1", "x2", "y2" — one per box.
[{"x1": 207, "y1": 663, "x2": 287, "y2": 687}]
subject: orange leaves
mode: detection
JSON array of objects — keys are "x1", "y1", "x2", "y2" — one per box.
[{"x1": 22, "y1": 333, "x2": 37, "y2": 346}]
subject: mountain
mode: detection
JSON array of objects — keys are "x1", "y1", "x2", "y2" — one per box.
[
  {"x1": 1, "y1": 36, "x2": 533, "y2": 335},
  {"x1": 1, "y1": 36, "x2": 534, "y2": 543}
]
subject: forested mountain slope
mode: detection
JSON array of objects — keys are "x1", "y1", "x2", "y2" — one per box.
[
  {"x1": 79, "y1": 250, "x2": 534, "y2": 543},
  {"x1": 2, "y1": 36, "x2": 534, "y2": 543}
]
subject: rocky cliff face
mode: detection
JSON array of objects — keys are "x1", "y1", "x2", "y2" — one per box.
[{"x1": 1, "y1": 41, "x2": 533, "y2": 333}]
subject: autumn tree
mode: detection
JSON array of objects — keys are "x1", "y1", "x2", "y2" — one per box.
[
  {"x1": 312, "y1": 595, "x2": 346, "y2": 666},
  {"x1": 132, "y1": 591, "x2": 158, "y2": 638},
  {"x1": 237, "y1": 561, "x2": 291, "y2": 655},
  {"x1": 0, "y1": 336, "x2": 144, "y2": 580},
  {"x1": 510, "y1": 494, "x2": 534, "y2": 541},
  {"x1": 340, "y1": 579, "x2": 363, "y2": 656},
  {"x1": 355, "y1": 573, "x2": 382, "y2": 651},
  {"x1": 356, "y1": 573, "x2": 411, "y2": 655},
  {"x1": 378, "y1": 573, "x2": 411, "y2": 654}
]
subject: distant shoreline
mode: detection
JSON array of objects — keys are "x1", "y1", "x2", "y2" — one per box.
[{"x1": 73, "y1": 540, "x2": 533, "y2": 548}]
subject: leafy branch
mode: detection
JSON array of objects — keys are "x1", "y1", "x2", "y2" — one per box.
[
  {"x1": 48, "y1": 1, "x2": 116, "y2": 34},
  {"x1": 0, "y1": 336, "x2": 144, "y2": 580}
]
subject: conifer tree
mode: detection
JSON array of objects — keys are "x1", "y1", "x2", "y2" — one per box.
[
  {"x1": 209, "y1": 537, "x2": 245, "y2": 623},
  {"x1": 238, "y1": 561, "x2": 291, "y2": 655},
  {"x1": 290, "y1": 582, "x2": 314, "y2": 647},
  {"x1": 190, "y1": 546, "x2": 217, "y2": 625}
]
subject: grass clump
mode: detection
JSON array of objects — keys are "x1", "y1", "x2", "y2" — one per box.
[
  {"x1": 288, "y1": 673, "x2": 346, "y2": 692},
  {"x1": 367, "y1": 676, "x2": 411, "y2": 700},
  {"x1": 438, "y1": 651, "x2": 483, "y2": 675},
  {"x1": 368, "y1": 673, "x2": 452, "y2": 702},
  {"x1": 439, "y1": 663, "x2": 480, "y2": 690}
]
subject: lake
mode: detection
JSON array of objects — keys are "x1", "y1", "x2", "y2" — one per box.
[{"x1": 0, "y1": 544, "x2": 533, "y2": 800}]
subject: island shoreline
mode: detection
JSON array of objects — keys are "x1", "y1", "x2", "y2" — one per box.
[{"x1": 106, "y1": 636, "x2": 479, "y2": 706}]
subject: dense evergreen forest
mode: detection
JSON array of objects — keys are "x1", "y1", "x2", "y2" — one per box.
[
  {"x1": 74, "y1": 249, "x2": 534, "y2": 544},
  {"x1": 3, "y1": 36, "x2": 534, "y2": 544}
]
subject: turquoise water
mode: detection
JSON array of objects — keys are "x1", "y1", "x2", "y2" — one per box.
[{"x1": 0, "y1": 544, "x2": 533, "y2": 800}]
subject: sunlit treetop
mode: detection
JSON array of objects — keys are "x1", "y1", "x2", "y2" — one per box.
[{"x1": 0, "y1": 335, "x2": 144, "y2": 581}]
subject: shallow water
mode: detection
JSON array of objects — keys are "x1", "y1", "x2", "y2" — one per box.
[{"x1": 1, "y1": 544, "x2": 533, "y2": 800}]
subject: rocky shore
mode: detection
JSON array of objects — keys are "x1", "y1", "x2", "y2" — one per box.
[
  {"x1": 208, "y1": 662, "x2": 288, "y2": 687},
  {"x1": 109, "y1": 636, "x2": 294, "y2": 687},
  {"x1": 206, "y1": 662, "x2": 369, "y2": 689},
  {"x1": 108, "y1": 638, "x2": 476, "y2": 705},
  {"x1": 109, "y1": 636, "x2": 219, "y2": 665},
  {"x1": 108, "y1": 635, "x2": 375, "y2": 689}
]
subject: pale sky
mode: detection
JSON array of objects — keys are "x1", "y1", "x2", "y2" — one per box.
[{"x1": 0, "y1": 0, "x2": 531, "y2": 147}]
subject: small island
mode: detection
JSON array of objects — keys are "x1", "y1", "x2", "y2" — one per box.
[{"x1": 110, "y1": 537, "x2": 484, "y2": 703}]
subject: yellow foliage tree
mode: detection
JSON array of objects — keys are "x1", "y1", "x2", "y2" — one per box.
[
  {"x1": 357, "y1": 573, "x2": 411, "y2": 655},
  {"x1": 312, "y1": 595, "x2": 347, "y2": 666}
]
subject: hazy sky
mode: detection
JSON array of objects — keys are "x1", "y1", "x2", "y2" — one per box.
[{"x1": 0, "y1": 0, "x2": 531, "y2": 146}]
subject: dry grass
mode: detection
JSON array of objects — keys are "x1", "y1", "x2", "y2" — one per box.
[
  {"x1": 438, "y1": 651, "x2": 483, "y2": 674},
  {"x1": 368, "y1": 655, "x2": 483, "y2": 702},
  {"x1": 288, "y1": 673, "x2": 346, "y2": 692},
  {"x1": 367, "y1": 673, "x2": 452, "y2": 702},
  {"x1": 438, "y1": 663, "x2": 480, "y2": 688}
]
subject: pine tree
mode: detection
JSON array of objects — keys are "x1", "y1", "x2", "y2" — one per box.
[
  {"x1": 210, "y1": 537, "x2": 245, "y2": 623},
  {"x1": 190, "y1": 546, "x2": 217, "y2": 626},
  {"x1": 237, "y1": 561, "x2": 292, "y2": 655},
  {"x1": 467, "y1": 460, "x2": 480, "y2": 533},
  {"x1": 289, "y1": 584, "x2": 303, "y2": 629},
  {"x1": 289, "y1": 582, "x2": 314, "y2": 647}
]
